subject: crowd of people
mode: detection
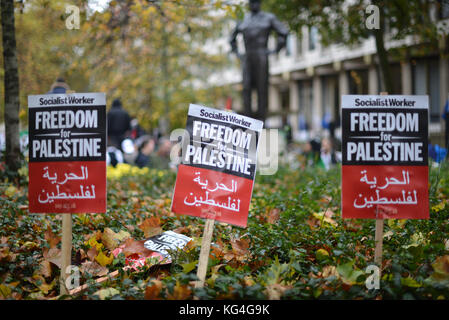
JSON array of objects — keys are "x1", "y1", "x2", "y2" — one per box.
[
  {"x1": 40, "y1": 77, "x2": 447, "y2": 173},
  {"x1": 106, "y1": 98, "x2": 175, "y2": 170},
  {"x1": 295, "y1": 136, "x2": 342, "y2": 171}
]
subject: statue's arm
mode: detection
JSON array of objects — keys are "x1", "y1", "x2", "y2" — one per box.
[
  {"x1": 271, "y1": 15, "x2": 289, "y2": 53},
  {"x1": 229, "y1": 22, "x2": 240, "y2": 54}
]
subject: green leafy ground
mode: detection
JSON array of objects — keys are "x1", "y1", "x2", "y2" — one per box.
[{"x1": 1, "y1": 161, "x2": 449, "y2": 300}]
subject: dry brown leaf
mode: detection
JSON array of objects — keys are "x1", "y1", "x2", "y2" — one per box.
[
  {"x1": 43, "y1": 248, "x2": 61, "y2": 268},
  {"x1": 144, "y1": 280, "x2": 163, "y2": 300},
  {"x1": 101, "y1": 228, "x2": 119, "y2": 251},
  {"x1": 267, "y1": 208, "x2": 281, "y2": 224},
  {"x1": 231, "y1": 238, "x2": 250, "y2": 257},
  {"x1": 322, "y1": 265, "x2": 339, "y2": 278},
  {"x1": 265, "y1": 283, "x2": 292, "y2": 300},
  {"x1": 87, "y1": 247, "x2": 98, "y2": 262},
  {"x1": 84, "y1": 230, "x2": 102, "y2": 242},
  {"x1": 139, "y1": 217, "x2": 163, "y2": 238},
  {"x1": 0, "y1": 247, "x2": 16, "y2": 262},
  {"x1": 80, "y1": 261, "x2": 109, "y2": 277},
  {"x1": 39, "y1": 260, "x2": 53, "y2": 278},
  {"x1": 121, "y1": 238, "x2": 153, "y2": 257},
  {"x1": 166, "y1": 282, "x2": 192, "y2": 300},
  {"x1": 44, "y1": 227, "x2": 60, "y2": 249},
  {"x1": 173, "y1": 226, "x2": 189, "y2": 234}
]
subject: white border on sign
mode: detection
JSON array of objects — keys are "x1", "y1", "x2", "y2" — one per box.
[
  {"x1": 342, "y1": 95, "x2": 429, "y2": 109},
  {"x1": 188, "y1": 104, "x2": 264, "y2": 132},
  {"x1": 28, "y1": 93, "x2": 106, "y2": 108}
]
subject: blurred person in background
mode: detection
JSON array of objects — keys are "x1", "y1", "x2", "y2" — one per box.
[
  {"x1": 130, "y1": 117, "x2": 145, "y2": 140},
  {"x1": 318, "y1": 137, "x2": 340, "y2": 170},
  {"x1": 302, "y1": 138, "x2": 321, "y2": 167},
  {"x1": 47, "y1": 77, "x2": 71, "y2": 94},
  {"x1": 150, "y1": 137, "x2": 173, "y2": 170},
  {"x1": 134, "y1": 135, "x2": 156, "y2": 168},
  {"x1": 107, "y1": 98, "x2": 131, "y2": 150}
]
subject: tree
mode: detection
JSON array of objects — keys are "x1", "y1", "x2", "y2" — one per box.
[
  {"x1": 74, "y1": 0, "x2": 231, "y2": 131},
  {"x1": 264, "y1": 0, "x2": 449, "y2": 94},
  {"x1": 1, "y1": 0, "x2": 21, "y2": 170}
]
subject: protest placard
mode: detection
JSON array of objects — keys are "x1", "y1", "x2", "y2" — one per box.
[
  {"x1": 28, "y1": 92, "x2": 107, "y2": 295},
  {"x1": 171, "y1": 104, "x2": 263, "y2": 227},
  {"x1": 341, "y1": 95, "x2": 429, "y2": 220},
  {"x1": 28, "y1": 93, "x2": 107, "y2": 213}
]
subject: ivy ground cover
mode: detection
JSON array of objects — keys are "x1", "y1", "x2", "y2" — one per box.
[{"x1": 1, "y1": 162, "x2": 449, "y2": 300}]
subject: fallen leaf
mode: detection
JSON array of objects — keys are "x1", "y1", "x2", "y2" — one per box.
[
  {"x1": 121, "y1": 238, "x2": 154, "y2": 258},
  {"x1": 39, "y1": 260, "x2": 53, "y2": 278},
  {"x1": 115, "y1": 230, "x2": 131, "y2": 242},
  {"x1": 0, "y1": 247, "x2": 16, "y2": 262},
  {"x1": 0, "y1": 284, "x2": 12, "y2": 298},
  {"x1": 87, "y1": 247, "x2": 98, "y2": 261},
  {"x1": 80, "y1": 261, "x2": 109, "y2": 277},
  {"x1": 144, "y1": 280, "x2": 163, "y2": 300},
  {"x1": 383, "y1": 230, "x2": 394, "y2": 240},
  {"x1": 27, "y1": 275, "x2": 56, "y2": 295},
  {"x1": 230, "y1": 238, "x2": 250, "y2": 257},
  {"x1": 101, "y1": 228, "x2": 120, "y2": 251},
  {"x1": 313, "y1": 210, "x2": 338, "y2": 227},
  {"x1": 173, "y1": 226, "x2": 189, "y2": 234},
  {"x1": 20, "y1": 241, "x2": 40, "y2": 251},
  {"x1": 139, "y1": 217, "x2": 163, "y2": 238},
  {"x1": 94, "y1": 288, "x2": 120, "y2": 300},
  {"x1": 5, "y1": 185, "x2": 18, "y2": 197},
  {"x1": 167, "y1": 282, "x2": 191, "y2": 300},
  {"x1": 44, "y1": 227, "x2": 60, "y2": 249},
  {"x1": 267, "y1": 208, "x2": 281, "y2": 224},
  {"x1": 430, "y1": 255, "x2": 449, "y2": 280},
  {"x1": 95, "y1": 250, "x2": 114, "y2": 267},
  {"x1": 43, "y1": 248, "x2": 61, "y2": 268},
  {"x1": 265, "y1": 283, "x2": 292, "y2": 300},
  {"x1": 85, "y1": 237, "x2": 104, "y2": 251},
  {"x1": 322, "y1": 265, "x2": 339, "y2": 278}
]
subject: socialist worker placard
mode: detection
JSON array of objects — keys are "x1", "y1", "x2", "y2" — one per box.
[
  {"x1": 28, "y1": 93, "x2": 107, "y2": 213},
  {"x1": 171, "y1": 104, "x2": 263, "y2": 227},
  {"x1": 341, "y1": 95, "x2": 429, "y2": 219}
]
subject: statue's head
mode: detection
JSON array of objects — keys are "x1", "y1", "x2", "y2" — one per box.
[{"x1": 249, "y1": 0, "x2": 261, "y2": 14}]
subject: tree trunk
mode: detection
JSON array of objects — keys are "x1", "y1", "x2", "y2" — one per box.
[
  {"x1": 1, "y1": 0, "x2": 21, "y2": 171},
  {"x1": 372, "y1": 0, "x2": 393, "y2": 93}
]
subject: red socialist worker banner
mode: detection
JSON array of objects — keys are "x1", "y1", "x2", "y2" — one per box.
[
  {"x1": 171, "y1": 104, "x2": 263, "y2": 227},
  {"x1": 28, "y1": 93, "x2": 107, "y2": 213},
  {"x1": 341, "y1": 95, "x2": 429, "y2": 219}
]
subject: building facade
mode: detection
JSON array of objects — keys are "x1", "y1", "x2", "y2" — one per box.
[{"x1": 212, "y1": 18, "x2": 449, "y2": 147}]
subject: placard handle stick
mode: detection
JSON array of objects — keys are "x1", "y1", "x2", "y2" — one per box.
[
  {"x1": 60, "y1": 214, "x2": 72, "y2": 295},
  {"x1": 374, "y1": 92, "x2": 388, "y2": 270},
  {"x1": 195, "y1": 218, "x2": 215, "y2": 289},
  {"x1": 374, "y1": 217, "x2": 384, "y2": 267}
]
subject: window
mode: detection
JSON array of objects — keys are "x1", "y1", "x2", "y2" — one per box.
[
  {"x1": 296, "y1": 34, "x2": 302, "y2": 57},
  {"x1": 348, "y1": 69, "x2": 368, "y2": 94},
  {"x1": 309, "y1": 27, "x2": 318, "y2": 51},
  {"x1": 412, "y1": 58, "x2": 441, "y2": 122},
  {"x1": 440, "y1": 0, "x2": 449, "y2": 19},
  {"x1": 298, "y1": 80, "x2": 313, "y2": 130}
]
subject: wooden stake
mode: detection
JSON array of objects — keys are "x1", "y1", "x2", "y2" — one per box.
[
  {"x1": 60, "y1": 214, "x2": 72, "y2": 295},
  {"x1": 195, "y1": 218, "x2": 215, "y2": 289},
  {"x1": 374, "y1": 217, "x2": 384, "y2": 267}
]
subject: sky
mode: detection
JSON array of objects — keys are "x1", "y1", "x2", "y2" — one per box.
[{"x1": 88, "y1": 0, "x2": 110, "y2": 12}]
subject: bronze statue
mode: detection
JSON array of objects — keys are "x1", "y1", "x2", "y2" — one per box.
[{"x1": 230, "y1": 0, "x2": 289, "y2": 122}]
